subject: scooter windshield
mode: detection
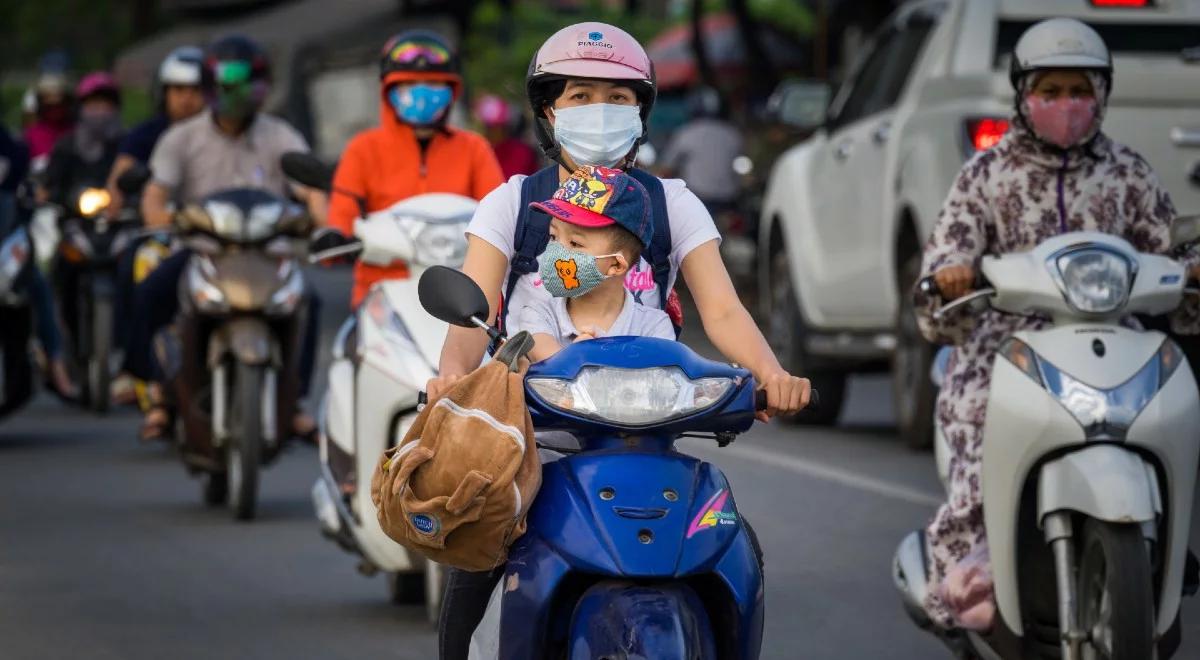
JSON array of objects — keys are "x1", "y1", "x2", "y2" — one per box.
[{"x1": 524, "y1": 337, "x2": 756, "y2": 438}]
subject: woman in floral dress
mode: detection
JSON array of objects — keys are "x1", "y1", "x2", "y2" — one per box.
[{"x1": 916, "y1": 17, "x2": 1200, "y2": 628}]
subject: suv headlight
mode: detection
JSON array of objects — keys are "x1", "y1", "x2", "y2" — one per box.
[
  {"x1": 527, "y1": 367, "x2": 734, "y2": 427},
  {"x1": 1054, "y1": 248, "x2": 1132, "y2": 314}
]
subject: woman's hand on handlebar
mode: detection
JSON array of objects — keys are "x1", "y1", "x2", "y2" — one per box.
[
  {"x1": 934, "y1": 265, "x2": 975, "y2": 301},
  {"x1": 425, "y1": 374, "x2": 463, "y2": 402},
  {"x1": 756, "y1": 371, "x2": 812, "y2": 423}
]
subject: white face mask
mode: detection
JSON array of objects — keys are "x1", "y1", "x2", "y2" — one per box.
[{"x1": 552, "y1": 103, "x2": 642, "y2": 168}]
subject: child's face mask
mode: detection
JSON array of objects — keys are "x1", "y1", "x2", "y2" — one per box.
[{"x1": 538, "y1": 240, "x2": 623, "y2": 299}]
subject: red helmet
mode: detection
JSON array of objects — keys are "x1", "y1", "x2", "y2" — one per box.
[
  {"x1": 474, "y1": 94, "x2": 513, "y2": 128},
  {"x1": 76, "y1": 72, "x2": 121, "y2": 105}
]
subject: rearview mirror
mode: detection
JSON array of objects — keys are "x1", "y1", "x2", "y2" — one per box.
[
  {"x1": 767, "y1": 79, "x2": 831, "y2": 132},
  {"x1": 116, "y1": 164, "x2": 151, "y2": 195},
  {"x1": 281, "y1": 152, "x2": 334, "y2": 192},
  {"x1": 419, "y1": 265, "x2": 490, "y2": 329}
]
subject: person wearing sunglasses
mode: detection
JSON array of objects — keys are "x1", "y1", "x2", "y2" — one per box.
[
  {"x1": 324, "y1": 30, "x2": 503, "y2": 308},
  {"x1": 126, "y1": 35, "x2": 326, "y2": 440}
]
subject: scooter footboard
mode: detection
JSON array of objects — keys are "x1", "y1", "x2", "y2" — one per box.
[{"x1": 567, "y1": 581, "x2": 717, "y2": 660}]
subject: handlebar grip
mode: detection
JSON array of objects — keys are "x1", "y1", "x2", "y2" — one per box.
[
  {"x1": 754, "y1": 388, "x2": 820, "y2": 412},
  {"x1": 417, "y1": 391, "x2": 428, "y2": 407},
  {"x1": 917, "y1": 276, "x2": 941, "y2": 299}
]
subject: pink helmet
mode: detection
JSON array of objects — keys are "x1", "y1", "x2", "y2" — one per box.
[
  {"x1": 474, "y1": 94, "x2": 513, "y2": 128},
  {"x1": 76, "y1": 72, "x2": 121, "y2": 104},
  {"x1": 526, "y1": 22, "x2": 656, "y2": 164}
]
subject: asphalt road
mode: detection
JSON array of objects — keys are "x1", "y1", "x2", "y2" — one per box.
[{"x1": 1, "y1": 267, "x2": 1199, "y2": 659}]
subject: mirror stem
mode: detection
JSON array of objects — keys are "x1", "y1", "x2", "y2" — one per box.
[
  {"x1": 470, "y1": 316, "x2": 504, "y2": 344},
  {"x1": 329, "y1": 184, "x2": 370, "y2": 219}
]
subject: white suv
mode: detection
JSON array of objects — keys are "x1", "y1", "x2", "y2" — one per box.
[{"x1": 759, "y1": 0, "x2": 1200, "y2": 443}]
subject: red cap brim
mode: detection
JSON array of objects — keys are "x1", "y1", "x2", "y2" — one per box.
[{"x1": 530, "y1": 199, "x2": 615, "y2": 228}]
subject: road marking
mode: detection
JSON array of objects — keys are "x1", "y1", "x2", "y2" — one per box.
[{"x1": 716, "y1": 442, "x2": 943, "y2": 508}]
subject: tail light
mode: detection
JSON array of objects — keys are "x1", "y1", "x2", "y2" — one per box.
[
  {"x1": 963, "y1": 117, "x2": 1009, "y2": 156},
  {"x1": 1090, "y1": 0, "x2": 1152, "y2": 7}
]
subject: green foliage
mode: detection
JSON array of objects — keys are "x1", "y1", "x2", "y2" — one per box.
[
  {"x1": 462, "y1": 0, "x2": 670, "y2": 104},
  {"x1": 0, "y1": 0, "x2": 142, "y2": 71}
]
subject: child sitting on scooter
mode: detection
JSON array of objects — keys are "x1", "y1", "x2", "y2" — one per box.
[{"x1": 519, "y1": 165, "x2": 675, "y2": 361}]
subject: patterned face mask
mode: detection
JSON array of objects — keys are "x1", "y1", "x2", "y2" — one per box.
[
  {"x1": 1022, "y1": 96, "x2": 1098, "y2": 149},
  {"x1": 538, "y1": 240, "x2": 622, "y2": 299}
]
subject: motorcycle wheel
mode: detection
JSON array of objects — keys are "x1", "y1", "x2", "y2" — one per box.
[
  {"x1": 1076, "y1": 519, "x2": 1154, "y2": 660},
  {"x1": 388, "y1": 571, "x2": 425, "y2": 606},
  {"x1": 425, "y1": 560, "x2": 448, "y2": 625},
  {"x1": 228, "y1": 363, "x2": 263, "y2": 521},
  {"x1": 88, "y1": 298, "x2": 112, "y2": 415},
  {"x1": 892, "y1": 252, "x2": 935, "y2": 449},
  {"x1": 766, "y1": 249, "x2": 845, "y2": 425}
]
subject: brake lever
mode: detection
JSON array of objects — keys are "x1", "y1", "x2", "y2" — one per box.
[{"x1": 932, "y1": 288, "x2": 997, "y2": 321}]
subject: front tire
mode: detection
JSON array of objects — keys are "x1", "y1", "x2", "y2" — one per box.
[
  {"x1": 1076, "y1": 519, "x2": 1154, "y2": 660},
  {"x1": 766, "y1": 248, "x2": 845, "y2": 425},
  {"x1": 892, "y1": 252, "x2": 935, "y2": 449},
  {"x1": 228, "y1": 363, "x2": 263, "y2": 521},
  {"x1": 88, "y1": 298, "x2": 112, "y2": 414}
]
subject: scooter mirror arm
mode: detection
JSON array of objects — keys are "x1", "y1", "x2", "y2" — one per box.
[
  {"x1": 932, "y1": 288, "x2": 996, "y2": 321},
  {"x1": 328, "y1": 184, "x2": 369, "y2": 220},
  {"x1": 470, "y1": 315, "x2": 505, "y2": 345}
]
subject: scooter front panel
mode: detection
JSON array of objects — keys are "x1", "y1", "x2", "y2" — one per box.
[
  {"x1": 1128, "y1": 362, "x2": 1200, "y2": 634},
  {"x1": 982, "y1": 354, "x2": 1085, "y2": 636},
  {"x1": 527, "y1": 449, "x2": 743, "y2": 577}
]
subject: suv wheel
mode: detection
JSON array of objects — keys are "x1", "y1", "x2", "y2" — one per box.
[
  {"x1": 892, "y1": 252, "x2": 935, "y2": 449},
  {"x1": 767, "y1": 249, "x2": 845, "y2": 425}
]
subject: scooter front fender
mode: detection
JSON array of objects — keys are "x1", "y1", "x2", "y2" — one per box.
[
  {"x1": 207, "y1": 317, "x2": 277, "y2": 367},
  {"x1": 1037, "y1": 444, "x2": 1161, "y2": 527}
]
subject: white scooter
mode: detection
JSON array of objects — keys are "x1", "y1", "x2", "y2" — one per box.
[
  {"x1": 282, "y1": 154, "x2": 476, "y2": 623},
  {"x1": 894, "y1": 231, "x2": 1200, "y2": 659}
]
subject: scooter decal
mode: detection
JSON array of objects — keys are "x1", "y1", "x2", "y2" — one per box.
[{"x1": 686, "y1": 489, "x2": 737, "y2": 538}]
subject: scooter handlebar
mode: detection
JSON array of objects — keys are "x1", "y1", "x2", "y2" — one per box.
[{"x1": 754, "y1": 388, "x2": 820, "y2": 413}]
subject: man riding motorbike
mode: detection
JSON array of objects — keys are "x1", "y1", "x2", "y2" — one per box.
[
  {"x1": 325, "y1": 29, "x2": 503, "y2": 308},
  {"x1": 426, "y1": 22, "x2": 811, "y2": 659},
  {"x1": 915, "y1": 18, "x2": 1200, "y2": 630},
  {"x1": 106, "y1": 46, "x2": 206, "y2": 215},
  {"x1": 105, "y1": 46, "x2": 206, "y2": 406},
  {"x1": 37, "y1": 72, "x2": 127, "y2": 401},
  {"x1": 125, "y1": 35, "x2": 325, "y2": 440}
]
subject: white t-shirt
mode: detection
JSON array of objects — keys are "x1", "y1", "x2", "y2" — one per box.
[
  {"x1": 518, "y1": 290, "x2": 676, "y2": 348},
  {"x1": 467, "y1": 174, "x2": 721, "y2": 337}
]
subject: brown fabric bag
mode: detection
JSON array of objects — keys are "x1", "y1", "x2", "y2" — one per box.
[{"x1": 370, "y1": 332, "x2": 541, "y2": 571}]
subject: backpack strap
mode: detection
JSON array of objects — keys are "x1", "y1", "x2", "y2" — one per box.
[
  {"x1": 628, "y1": 168, "x2": 673, "y2": 312},
  {"x1": 498, "y1": 166, "x2": 560, "y2": 337}
]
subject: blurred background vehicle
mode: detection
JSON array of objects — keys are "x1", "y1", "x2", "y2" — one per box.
[{"x1": 758, "y1": 0, "x2": 1200, "y2": 439}]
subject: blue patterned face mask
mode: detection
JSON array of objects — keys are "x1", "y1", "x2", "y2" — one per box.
[
  {"x1": 388, "y1": 83, "x2": 453, "y2": 127},
  {"x1": 538, "y1": 240, "x2": 622, "y2": 299}
]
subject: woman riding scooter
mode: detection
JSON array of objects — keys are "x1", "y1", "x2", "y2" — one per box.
[
  {"x1": 428, "y1": 22, "x2": 811, "y2": 660},
  {"x1": 915, "y1": 18, "x2": 1200, "y2": 630}
]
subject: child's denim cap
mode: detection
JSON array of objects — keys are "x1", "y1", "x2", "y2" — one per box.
[{"x1": 529, "y1": 166, "x2": 654, "y2": 248}]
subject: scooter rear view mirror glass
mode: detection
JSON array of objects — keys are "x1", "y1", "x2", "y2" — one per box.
[
  {"x1": 281, "y1": 152, "x2": 334, "y2": 192},
  {"x1": 419, "y1": 265, "x2": 489, "y2": 328},
  {"x1": 116, "y1": 164, "x2": 151, "y2": 195}
]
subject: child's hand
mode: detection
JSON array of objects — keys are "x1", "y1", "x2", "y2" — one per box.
[{"x1": 573, "y1": 326, "x2": 602, "y2": 343}]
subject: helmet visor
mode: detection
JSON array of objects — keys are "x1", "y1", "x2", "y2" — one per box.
[{"x1": 214, "y1": 60, "x2": 253, "y2": 85}]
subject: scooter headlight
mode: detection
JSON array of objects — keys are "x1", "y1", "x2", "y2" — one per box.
[
  {"x1": 77, "y1": 188, "x2": 111, "y2": 218},
  {"x1": 187, "y1": 255, "x2": 229, "y2": 313},
  {"x1": 527, "y1": 367, "x2": 735, "y2": 427},
  {"x1": 1053, "y1": 248, "x2": 1132, "y2": 314},
  {"x1": 412, "y1": 221, "x2": 468, "y2": 267}
]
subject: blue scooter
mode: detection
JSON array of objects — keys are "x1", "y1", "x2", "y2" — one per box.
[{"x1": 419, "y1": 266, "x2": 814, "y2": 660}]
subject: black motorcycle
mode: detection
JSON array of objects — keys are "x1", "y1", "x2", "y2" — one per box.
[{"x1": 53, "y1": 172, "x2": 146, "y2": 413}]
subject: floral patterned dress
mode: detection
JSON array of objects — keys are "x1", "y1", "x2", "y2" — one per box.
[{"x1": 916, "y1": 120, "x2": 1196, "y2": 627}]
